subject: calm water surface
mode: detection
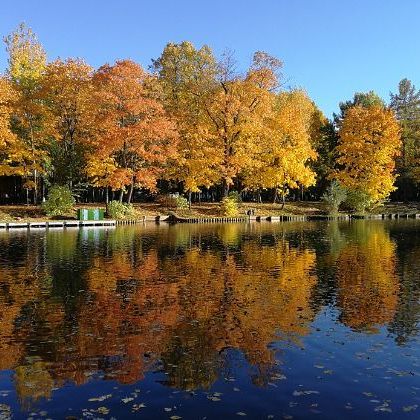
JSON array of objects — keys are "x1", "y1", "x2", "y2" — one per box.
[{"x1": 0, "y1": 220, "x2": 419, "y2": 419}]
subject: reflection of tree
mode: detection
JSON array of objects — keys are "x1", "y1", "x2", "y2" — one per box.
[
  {"x1": 14, "y1": 360, "x2": 54, "y2": 411},
  {"x1": 1, "y1": 221, "x2": 418, "y2": 407},
  {"x1": 160, "y1": 323, "x2": 221, "y2": 390},
  {"x1": 0, "y1": 224, "x2": 318, "y2": 401},
  {"x1": 336, "y1": 222, "x2": 399, "y2": 332},
  {"x1": 388, "y1": 222, "x2": 420, "y2": 344}
]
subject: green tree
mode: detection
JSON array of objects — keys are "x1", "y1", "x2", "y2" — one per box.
[
  {"x1": 390, "y1": 78, "x2": 420, "y2": 200},
  {"x1": 334, "y1": 90, "x2": 385, "y2": 124}
]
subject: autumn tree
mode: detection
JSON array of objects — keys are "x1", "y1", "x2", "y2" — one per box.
[
  {"x1": 89, "y1": 60, "x2": 177, "y2": 202},
  {"x1": 41, "y1": 58, "x2": 96, "y2": 189},
  {"x1": 335, "y1": 105, "x2": 401, "y2": 208},
  {"x1": 390, "y1": 78, "x2": 420, "y2": 199},
  {"x1": 153, "y1": 41, "x2": 220, "y2": 205},
  {"x1": 208, "y1": 51, "x2": 283, "y2": 195},
  {"x1": 4, "y1": 23, "x2": 51, "y2": 203},
  {"x1": 242, "y1": 90, "x2": 318, "y2": 206},
  {"x1": 308, "y1": 110, "x2": 337, "y2": 197},
  {"x1": 0, "y1": 76, "x2": 26, "y2": 176},
  {"x1": 334, "y1": 90, "x2": 385, "y2": 125}
]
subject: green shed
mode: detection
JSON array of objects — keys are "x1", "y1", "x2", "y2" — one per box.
[{"x1": 77, "y1": 208, "x2": 105, "y2": 221}]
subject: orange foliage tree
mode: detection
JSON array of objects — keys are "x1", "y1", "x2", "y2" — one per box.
[{"x1": 88, "y1": 60, "x2": 178, "y2": 202}]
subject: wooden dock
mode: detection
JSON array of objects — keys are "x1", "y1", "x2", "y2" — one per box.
[
  {"x1": 115, "y1": 213, "x2": 420, "y2": 224},
  {"x1": 0, "y1": 220, "x2": 116, "y2": 230},
  {"x1": 0, "y1": 213, "x2": 419, "y2": 230}
]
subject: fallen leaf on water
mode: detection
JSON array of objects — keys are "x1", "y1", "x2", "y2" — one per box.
[
  {"x1": 88, "y1": 394, "x2": 112, "y2": 402},
  {"x1": 97, "y1": 407, "x2": 109, "y2": 415},
  {"x1": 293, "y1": 390, "x2": 320, "y2": 397},
  {"x1": 403, "y1": 405, "x2": 418, "y2": 412}
]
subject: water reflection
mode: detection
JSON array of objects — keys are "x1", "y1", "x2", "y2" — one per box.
[{"x1": 0, "y1": 221, "x2": 419, "y2": 416}]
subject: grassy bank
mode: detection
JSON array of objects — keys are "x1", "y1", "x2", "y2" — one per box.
[{"x1": 0, "y1": 201, "x2": 419, "y2": 223}]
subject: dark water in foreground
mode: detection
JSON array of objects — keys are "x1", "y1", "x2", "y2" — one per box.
[{"x1": 0, "y1": 220, "x2": 419, "y2": 419}]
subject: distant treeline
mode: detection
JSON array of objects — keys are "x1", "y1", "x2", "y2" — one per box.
[{"x1": 0, "y1": 24, "x2": 419, "y2": 205}]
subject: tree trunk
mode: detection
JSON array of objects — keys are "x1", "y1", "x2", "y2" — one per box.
[
  {"x1": 105, "y1": 187, "x2": 109, "y2": 204},
  {"x1": 41, "y1": 178, "x2": 45, "y2": 202},
  {"x1": 222, "y1": 179, "x2": 230, "y2": 197},
  {"x1": 119, "y1": 189, "x2": 124, "y2": 203},
  {"x1": 33, "y1": 169, "x2": 38, "y2": 205},
  {"x1": 280, "y1": 187, "x2": 286, "y2": 210},
  {"x1": 127, "y1": 182, "x2": 134, "y2": 204},
  {"x1": 188, "y1": 191, "x2": 192, "y2": 210},
  {"x1": 273, "y1": 188, "x2": 278, "y2": 204}
]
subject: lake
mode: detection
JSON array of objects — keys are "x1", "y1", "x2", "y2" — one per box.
[{"x1": 0, "y1": 220, "x2": 419, "y2": 419}]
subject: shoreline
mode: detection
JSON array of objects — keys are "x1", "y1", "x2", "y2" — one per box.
[{"x1": 1, "y1": 212, "x2": 419, "y2": 231}]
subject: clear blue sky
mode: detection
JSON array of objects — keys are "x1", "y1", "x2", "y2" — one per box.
[{"x1": 1, "y1": 0, "x2": 419, "y2": 118}]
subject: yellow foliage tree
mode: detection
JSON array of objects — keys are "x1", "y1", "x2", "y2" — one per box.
[
  {"x1": 335, "y1": 105, "x2": 401, "y2": 204},
  {"x1": 208, "y1": 51, "x2": 282, "y2": 195},
  {"x1": 41, "y1": 58, "x2": 96, "y2": 188},
  {"x1": 0, "y1": 77, "x2": 26, "y2": 176},
  {"x1": 243, "y1": 90, "x2": 318, "y2": 204},
  {"x1": 153, "y1": 42, "x2": 221, "y2": 203},
  {"x1": 4, "y1": 23, "x2": 51, "y2": 203}
]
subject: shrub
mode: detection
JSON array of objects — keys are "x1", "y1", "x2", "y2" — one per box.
[
  {"x1": 228, "y1": 190, "x2": 242, "y2": 203},
  {"x1": 155, "y1": 193, "x2": 188, "y2": 209},
  {"x1": 42, "y1": 185, "x2": 75, "y2": 217},
  {"x1": 322, "y1": 181, "x2": 347, "y2": 214},
  {"x1": 345, "y1": 190, "x2": 374, "y2": 213},
  {"x1": 221, "y1": 196, "x2": 239, "y2": 216},
  {"x1": 107, "y1": 200, "x2": 137, "y2": 220},
  {"x1": 174, "y1": 195, "x2": 189, "y2": 209}
]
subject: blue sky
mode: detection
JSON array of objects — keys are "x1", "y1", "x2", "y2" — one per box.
[{"x1": 1, "y1": 0, "x2": 419, "y2": 118}]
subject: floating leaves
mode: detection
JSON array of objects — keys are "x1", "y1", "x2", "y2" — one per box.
[
  {"x1": 207, "y1": 392, "x2": 223, "y2": 402},
  {"x1": 132, "y1": 403, "x2": 146, "y2": 412},
  {"x1": 374, "y1": 401, "x2": 392, "y2": 413},
  {"x1": 88, "y1": 394, "x2": 112, "y2": 402},
  {"x1": 292, "y1": 390, "x2": 320, "y2": 397},
  {"x1": 0, "y1": 404, "x2": 11, "y2": 420},
  {"x1": 97, "y1": 406, "x2": 109, "y2": 415},
  {"x1": 403, "y1": 405, "x2": 418, "y2": 413}
]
